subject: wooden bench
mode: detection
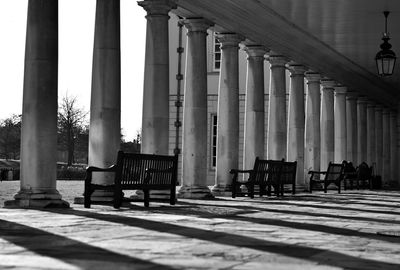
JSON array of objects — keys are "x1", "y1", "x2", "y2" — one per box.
[
  {"x1": 343, "y1": 162, "x2": 373, "y2": 190},
  {"x1": 343, "y1": 161, "x2": 357, "y2": 190},
  {"x1": 276, "y1": 161, "x2": 297, "y2": 196},
  {"x1": 230, "y1": 158, "x2": 286, "y2": 198},
  {"x1": 84, "y1": 151, "x2": 178, "y2": 208},
  {"x1": 355, "y1": 162, "x2": 373, "y2": 190},
  {"x1": 309, "y1": 161, "x2": 345, "y2": 193}
]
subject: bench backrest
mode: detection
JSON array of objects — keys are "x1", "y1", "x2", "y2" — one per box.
[
  {"x1": 325, "y1": 162, "x2": 345, "y2": 181},
  {"x1": 357, "y1": 162, "x2": 372, "y2": 180},
  {"x1": 280, "y1": 161, "x2": 297, "y2": 184},
  {"x1": 115, "y1": 151, "x2": 178, "y2": 186},
  {"x1": 252, "y1": 158, "x2": 283, "y2": 184}
]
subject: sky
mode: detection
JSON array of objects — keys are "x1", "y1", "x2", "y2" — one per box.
[{"x1": 0, "y1": 0, "x2": 146, "y2": 141}]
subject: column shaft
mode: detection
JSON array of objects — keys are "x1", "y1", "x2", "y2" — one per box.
[
  {"x1": 320, "y1": 80, "x2": 335, "y2": 170},
  {"x1": 5, "y1": 0, "x2": 68, "y2": 208},
  {"x1": 213, "y1": 33, "x2": 242, "y2": 195},
  {"x1": 346, "y1": 94, "x2": 358, "y2": 164},
  {"x1": 357, "y1": 97, "x2": 368, "y2": 164},
  {"x1": 178, "y1": 18, "x2": 213, "y2": 198},
  {"x1": 304, "y1": 72, "x2": 321, "y2": 184},
  {"x1": 242, "y1": 45, "x2": 265, "y2": 170},
  {"x1": 390, "y1": 111, "x2": 397, "y2": 184},
  {"x1": 267, "y1": 55, "x2": 287, "y2": 160},
  {"x1": 382, "y1": 109, "x2": 390, "y2": 185},
  {"x1": 287, "y1": 64, "x2": 306, "y2": 188},
  {"x1": 367, "y1": 102, "x2": 376, "y2": 166},
  {"x1": 139, "y1": 0, "x2": 175, "y2": 154},
  {"x1": 375, "y1": 106, "x2": 383, "y2": 176},
  {"x1": 334, "y1": 86, "x2": 347, "y2": 162},
  {"x1": 88, "y1": 0, "x2": 121, "y2": 200}
]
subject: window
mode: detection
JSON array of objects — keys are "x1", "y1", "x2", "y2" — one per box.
[
  {"x1": 211, "y1": 114, "x2": 217, "y2": 167},
  {"x1": 213, "y1": 37, "x2": 221, "y2": 71}
]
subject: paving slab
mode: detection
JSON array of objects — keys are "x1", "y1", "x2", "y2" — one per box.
[{"x1": 0, "y1": 181, "x2": 400, "y2": 269}]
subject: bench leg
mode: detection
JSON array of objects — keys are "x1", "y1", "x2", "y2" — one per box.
[
  {"x1": 249, "y1": 184, "x2": 254, "y2": 199},
  {"x1": 232, "y1": 183, "x2": 236, "y2": 198},
  {"x1": 113, "y1": 190, "x2": 123, "y2": 209},
  {"x1": 170, "y1": 187, "x2": 176, "y2": 205},
  {"x1": 144, "y1": 189, "x2": 150, "y2": 207},
  {"x1": 324, "y1": 181, "x2": 327, "y2": 193},
  {"x1": 337, "y1": 181, "x2": 341, "y2": 193},
  {"x1": 84, "y1": 183, "x2": 92, "y2": 208},
  {"x1": 267, "y1": 183, "x2": 272, "y2": 197}
]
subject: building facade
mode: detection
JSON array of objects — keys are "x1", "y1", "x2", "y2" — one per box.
[{"x1": 5, "y1": 0, "x2": 400, "y2": 207}]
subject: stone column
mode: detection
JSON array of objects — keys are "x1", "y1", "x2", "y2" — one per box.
[
  {"x1": 357, "y1": 97, "x2": 368, "y2": 164},
  {"x1": 287, "y1": 64, "x2": 306, "y2": 189},
  {"x1": 242, "y1": 44, "x2": 266, "y2": 170},
  {"x1": 390, "y1": 110, "x2": 397, "y2": 185},
  {"x1": 5, "y1": 0, "x2": 69, "y2": 208},
  {"x1": 178, "y1": 18, "x2": 213, "y2": 198},
  {"x1": 346, "y1": 92, "x2": 358, "y2": 164},
  {"x1": 397, "y1": 103, "x2": 400, "y2": 185},
  {"x1": 382, "y1": 109, "x2": 391, "y2": 185},
  {"x1": 320, "y1": 79, "x2": 335, "y2": 170},
  {"x1": 266, "y1": 54, "x2": 287, "y2": 160},
  {"x1": 304, "y1": 72, "x2": 321, "y2": 182},
  {"x1": 87, "y1": 0, "x2": 121, "y2": 202},
  {"x1": 212, "y1": 33, "x2": 242, "y2": 195},
  {"x1": 139, "y1": 0, "x2": 175, "y2": 154},
  {"x1": 375, "y1": 105, "x2": 383, "y2": 176},
  {"x1": 367, "y1": 102, "x2": 376, "y2": 166},
  {"x1": 334, "y1": 86, "x2": 347, "y2": 162}
]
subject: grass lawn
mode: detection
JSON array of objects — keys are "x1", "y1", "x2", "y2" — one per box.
[{"x1": 0, "y1": 180, "x2": 84, "y2": 207}]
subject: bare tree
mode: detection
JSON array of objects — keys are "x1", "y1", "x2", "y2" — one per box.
[
  {"x1": 0, "y1": 115, "x2": 21, "y2": 160},
  {"x1": 58, "y1": 95, "x2": 88, "y2": 166}
]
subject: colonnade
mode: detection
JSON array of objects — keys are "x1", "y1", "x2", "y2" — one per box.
[{"x1": 5, "y1": 0, "x2": 399, "y2": 207}]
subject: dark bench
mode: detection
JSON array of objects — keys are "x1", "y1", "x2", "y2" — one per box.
[
  {"x1": 84, "y1": 151, "x2": 178, "y2": 208},
  {"x1": 276, "y1": 161, "x2": 297, "y2": 196},
  {"x1": 230, "y1": 158, "x2": 293, "y2": 198},
  {"x1": 309, "y1": 161, "x2": 345, "y2": 193}
]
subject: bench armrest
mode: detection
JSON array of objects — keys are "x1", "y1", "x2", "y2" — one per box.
[
  {"x1": 86, "y1": 165, "x2": 117, "y2": 173},
  {"x1": 85, "y1": 165, "x2": 117, "y2": 184},
  {"x1": 308, "y1": 170, "x2": 327, "y2": 175},
  {"x1": 229, "y1": 169, "x2": 254, "y2": 174}
]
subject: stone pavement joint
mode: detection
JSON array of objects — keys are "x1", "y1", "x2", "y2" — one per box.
[{"x1": 0, "y1": 181, "x2": 400, "y2": 269}]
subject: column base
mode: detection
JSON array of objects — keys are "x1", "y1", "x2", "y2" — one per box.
[
  {"x1": 178, "y1": 185, "x2": 214, "y2": 199},
  {"x1": 211, "y1": 184, "x2": 232, "y2": 196},
  {"x1": 295, "y1": 184, "x2": 307, "y2": 193},
  {"x1": 4, "y1": 190, "x2": 69, "y2": 209}
]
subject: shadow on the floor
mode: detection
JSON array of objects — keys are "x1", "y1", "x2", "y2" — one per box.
[
  {"x1": 0, "y1": 218, "x2": 176, "y2": 270},
  {"x1": 41, "y1": 208, "x2": 400, "y2": 270},
  {"x1": 237, "y1": 197, "x2": 400, "y2": 216},
  {"x1": 176, "y1": 200, "x2": 400, "y2": 225}
]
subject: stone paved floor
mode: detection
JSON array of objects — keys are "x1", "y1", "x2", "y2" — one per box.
[{"x1": 0, "y1": 181, "x2": 400, "y2": 269}]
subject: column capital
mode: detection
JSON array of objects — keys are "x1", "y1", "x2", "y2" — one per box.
[
  {"x1": 390, "y1": 110, "x2": 398, "y2": 118},
  {"x1": 367, "y1": 101, "x2": 376, "y2": 108},
  {"x1": 266, "y1": 54, "x2": 288, "y2": 67},
  {"x1": 305, "y1": 71, "x2": 321, "y2": 83},
  {"x1": 334, "y1": 86, "x2": 347, "y2": 95},
  {"x1": 243, "y1": 45, "x2": 267, "y2": 58},
  {"x1": 375, "y1": 104, "x2": 384, "y2": 112},
  {"x1": 320, "y1": 79, "x2": 336, "y2": 89},
  {"x1": 138, "y1": 0, "x2": 176, "y2": 16},
  {"x1": 383, "y1": 107, "x2": 391, "y2": 115},
  {"x1": 182, "y1": 18, "x2": 214, "y2": 33},
  {"x1": 357, "y1": 96, "x2": 369, "y2": 104},
  {"x1": 287, "y1": 64, "x2": 307, "y2": 76},
  {"x1": 346, "y1": 91, "x2": 358, "y2": 100},
  {"x1": 215, "y1": 33, "x2": 244, "y2": 49}
]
